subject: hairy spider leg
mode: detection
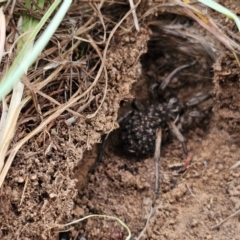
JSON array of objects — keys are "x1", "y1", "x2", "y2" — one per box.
[
  {"x1": 186, "y1": 92, "x2": 213, "y2": 126},
  {"x1": 148, "y1": 60, "x2": 197, "y2": 103},
  {"x1": 167, "y1": 120, "x2": 188, "y2": 156},
  {"x1": 187, "y1": 92, "x2": 212, "y2": 107},
  {"x1": 160, "y1": 60, "x2": 197, "y2": 91}
]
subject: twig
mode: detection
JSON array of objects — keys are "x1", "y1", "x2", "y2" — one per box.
[
  {"x1": 230, "y1": 160, "x2": 240, "y2": 170},
  {"x1": 135, "y1": 206, "x2": 154, "y2": 240},
  {"x1": 153, "y1": 128, "x2": 162, "y2": 204},
  {"x1": 185, "y1": 184, "x2": 201, "y2": 205},
  {"x1": 19, "y1": 176, "x2": 28, "y2": 206},
  {"x1": 210, "y1": 208, "x2": 240, "y2": 230}
]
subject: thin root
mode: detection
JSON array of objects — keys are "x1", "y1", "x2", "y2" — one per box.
[
  {"x1": 210, "y1": 209, "x2": 240, "y2": 230},
  {"x1": 153, "y1": 128, "x2": 162, "y2": 205}
]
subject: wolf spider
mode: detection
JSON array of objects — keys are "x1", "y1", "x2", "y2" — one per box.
[{"x1": 97, "y1": 60, "x2": 211, "y2": 200}]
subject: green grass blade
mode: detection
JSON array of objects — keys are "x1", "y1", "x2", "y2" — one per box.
[
  {"x1": 0, "y1": 0, "x2": 72, "y2": 100},
  {"x1": 199, "y1": 0, "x2": 240, "y2": 31}
]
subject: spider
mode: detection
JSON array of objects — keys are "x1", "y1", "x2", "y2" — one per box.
[
  {"x1": 96, "y1": 60, "x2": 211, "y2": 201},
  {"x1": 120, "y1": 60, "x2": 210, "y2": 157}
]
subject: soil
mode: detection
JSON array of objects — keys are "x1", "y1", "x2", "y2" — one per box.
[{"x1": 1, "y1": 1, "x2": 240, "y2": 240}]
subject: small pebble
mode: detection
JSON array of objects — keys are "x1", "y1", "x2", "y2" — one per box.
[
  {"x1": 169, "y1": 219, "x2": 176, "y2": 225},
  {"x1": 15, "y1": 177, "x2": 24, "y2": 183},
  {"x1": 190, "y1": 219, "x2": 199, "y2": 228},
  {"x1": 206, "y1": 235, "x2": 212, "y2": 240},
  {"x1": 217, "y1": 164, "x2": 224, "y2": 170}
]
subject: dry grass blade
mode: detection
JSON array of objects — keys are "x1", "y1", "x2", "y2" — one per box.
[
  {"x1": 0, "y1": 99, "x2": 8, "y2": 135},
  {"x1": 0, "y1": 0, "x2": 140, "y2": 182},
  {"x1": 22, "y1": 75, "x2": 84, "y2": 117},
  {"x1": 0, "y1": 82, "x2": 24, "y2": 173},
  {"x1": 86, "y1": 0, "x2": 141, "y2": 119},
  {"x1": 0, "y1": 7, "x2": 5, "y2": 64},
  {"x1": 85, "y1": 33, "x2": 108, "y2": 119},
  {"x1": 153, "y1": 128, "x2": 162, "y2": 203},
  {"x1": 0, "y1": 91, "x2": 84, "y2": 187},
  {"x1": 210, "y1": 208, "x2": 240, "y2": 229},
  {"x1": 128, "y1": 0, "x2": 140, "y2": 32},
  {"x1": 139, "y1": 1, "x2": 240, "y2": 54},
  {"x1": 174, "y1": 0, "x2": 240, "y2": 53},
  {"x1": 57, "y1": 214, "x2": 132, "y2": 240},
  {"x1": 179, "y1": 7, "x2": 240, "y2": 53},
  {"x1": 135, "y1": 207, "x2": 154, "y2": 240}
]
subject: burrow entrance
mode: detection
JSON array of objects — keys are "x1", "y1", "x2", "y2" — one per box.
[{"x1": 73, "y1": 13, "x2": 223, "y2": 240}]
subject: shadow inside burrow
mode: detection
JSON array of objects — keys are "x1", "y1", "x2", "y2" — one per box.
[
  {"x1": 74, "y1": 13, "x2": 222, "y2": 192},
  {"x1": 107, "y1": 13, "x2": 220, "y2": 161},
  {"x1": 70, "y1": 11, "x2": 225, "y2": 240}
]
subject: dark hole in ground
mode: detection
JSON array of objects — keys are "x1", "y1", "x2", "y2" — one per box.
[
  {"x1": 109, "y1": 14, "x2": 215, "y2": 161},
  {"x1": 72, "y1": 13, "x2": 222, "y2": 240}
]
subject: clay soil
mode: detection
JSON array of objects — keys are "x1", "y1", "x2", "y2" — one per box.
[{"x1": 1, "y1": 1, "x2": 240, "y2": 240}]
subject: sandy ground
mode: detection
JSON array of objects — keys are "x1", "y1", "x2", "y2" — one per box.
[{"x1": 1, "y1": 1, "x2": 240, "y2": 240}]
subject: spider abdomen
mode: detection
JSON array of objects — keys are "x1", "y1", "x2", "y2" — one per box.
[{"x1": 120, "y1": 100, "x2": 182, "y2": 156}]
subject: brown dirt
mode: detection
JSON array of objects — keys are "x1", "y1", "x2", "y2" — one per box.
[{"x1": 1, "y1": 1, "x2": 240, "y2": 240}]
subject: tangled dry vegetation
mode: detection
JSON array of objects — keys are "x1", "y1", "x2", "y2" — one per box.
[{"x1": 1, "y1": 0, "x2": 240, "y2": 239}]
